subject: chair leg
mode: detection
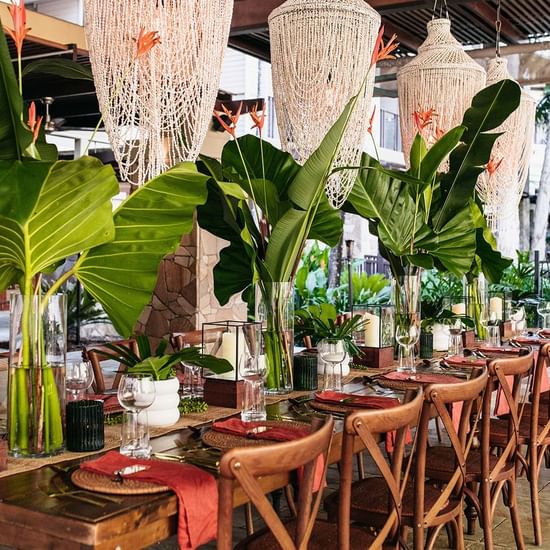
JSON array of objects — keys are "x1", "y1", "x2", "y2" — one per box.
[
  {"x1": 480, "y1": 479, "x2": 493, "y2": 550},
  {"x1": 528, "y1": 444, "x2": 543, "y2": 546},
  {"x1": 355, "y1": 452, "x2": 365, "y2": 480},
  {"x1": 456, "y1": 508, "x2": 465, "y2": 550},
  {"x1": 284, "y1": 485, "x2": 297, "y2": 518},
  {"x1": 507, "y1": 477, "x2": 526, "y2": 550},
  {"x1": 444, "y1": 521, "x2": 456, "y2": 549},
  {"x1": 465, "y1": 483, "x2": 478, "y2": 535},
  {"x1": 244, "y1": 503, "x2": 254, "y2": 536}
]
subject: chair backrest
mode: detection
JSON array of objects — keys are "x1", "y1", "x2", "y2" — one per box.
[
  {"x1": 82, "y1": 339, "x2": 138, "y2": 393},
  {"x1": 217, "y1": 415, "x2": 334, "y2": 550},
  {"x1": 481, "y1": 350, "x2": 534, "y2": 480},
  {"x1": 526, "y1": 344, "x2": 550, "y2": 447},
  {"x1": 414, "y1": 368, "x2": 488, "y2": 534},
  {"x1": 170, "y1": 329, "x2": 222, "y2": 351},
  {"x1": 339, "y1": 390, "x2": 424, "y2": 550}
]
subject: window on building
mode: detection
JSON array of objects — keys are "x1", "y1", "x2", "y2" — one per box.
[{"x1": 380, "y1": 109, "x2": 401, "y2": 151}]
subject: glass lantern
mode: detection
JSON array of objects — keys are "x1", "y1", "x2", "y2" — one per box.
[
  {"x1": 352, "y1": 304, "x2": 395, "y2": 349},
  {"x1": 488, "y1": 290, "x2": 512, "y2": 322}
]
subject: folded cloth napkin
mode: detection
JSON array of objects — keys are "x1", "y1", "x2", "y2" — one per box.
[
  {"x1": 81, "y1": 451, "x2": 217, "y2": 550},
  {"x1": 382, "y1": 371, "x2": 463, "y2": 384},
  {"x1": 513, "y1": 336, "x2": 550, "y2": 346},
  {"x1": 445, "y1": 355, "x2": 486, "y2": 367},
  {"x1": 539, "y1": 329, "x2": 550, "y2": 337},
  {"x1": 314, "y1": 391, "x2": 400, "y2": 409},
  {"x1": 475, "y1": 346, "x2": 521, "y2": 355},
  {"x1": 211, "y1": 418, "x2": 311, "y2": 442},
  {"x1": 86, "y1": 394, "x2": 123, "y2": 414}
]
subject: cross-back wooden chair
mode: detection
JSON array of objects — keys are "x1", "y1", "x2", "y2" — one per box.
[
  {"x1": 490, "y1": 344, "x2": 549, "y2": 545},
  {"x1": 418, "y1": 367, "x2": 489, "y2": 550},
  {"x1": 82, "y1": 339, "x2": 138, "y2": 393},
  {"x1": 337, "y1": 389, "x2": 424, "y2": 550},
  {"x1": 458, "y1": 350, "x2": 534, "y2": 550},
  {"x1": 327, "y1": 369, "x2": 487, "y2": 550},
  {"x1": 218, "y1": 415, "x2": 342, "y2": 550}
]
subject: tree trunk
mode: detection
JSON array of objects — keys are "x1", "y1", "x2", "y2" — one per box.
[{"x1": 531, "y1": 123, "x2": 550, "y2": 257}]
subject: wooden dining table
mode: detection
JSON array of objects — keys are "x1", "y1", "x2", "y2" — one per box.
[{"x1": 0, "y1": 355, "x2": 502, "y2": 550}]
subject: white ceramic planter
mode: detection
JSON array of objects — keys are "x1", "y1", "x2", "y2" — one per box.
[
  {"x1": 139, "y1": 377, "x2": 180, "y2": 427},
  {"x1": 317, "y1": 353, "x2": 351, "y2": 377}
]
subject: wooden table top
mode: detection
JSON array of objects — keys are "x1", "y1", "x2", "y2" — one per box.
[{"x1": 0, "y1": 370, "x2": 464, "y2": 549}]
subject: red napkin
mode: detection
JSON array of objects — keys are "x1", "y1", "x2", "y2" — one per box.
[
  {"x1": 475, "y1": 346, "x2": 521, "y2": 355},
  {"x1": 539, "y1": 329, "x2": 550, "y2": 337},
  {"x1": 211, "y1": 418, "x2": 311, "y2": 442},
  {"x1": 445, "y1": 355, "x2": 486, "y2": 367},
  {"x1": 513, "y1": 336, "x2": 550, "y2": 346},
  {"x1": 211, "y1": 419, "x2": 324, "y2": 492},
  {"x1": 314, "y1": 391, "x2": 400, "y2": 409},
  {"x1": 382, "y1": 371, "x2": 463, "y2": 384},
  {"x1": 81, "y1": 451, "x2": 217, "y2": 550},
  {"x1": 86, "y1": 394, "x2": 123, "y2": 414}
]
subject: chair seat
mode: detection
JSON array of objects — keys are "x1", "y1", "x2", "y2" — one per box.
[
  {"x1": 235, "y1": 518, "x2": 386, "y2": 550},
  {"x1": 490, "y1": 416, "x2": 550, "y2": 447},
  {"x1": 324, "y1": 477, "x2": 459, "y2": 528},
  {"x1": 426, "y1": 446, "x2": 515, "y2": 481}
]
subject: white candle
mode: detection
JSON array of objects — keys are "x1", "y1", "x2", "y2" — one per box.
[
  {"x1": 216, "y1": 331, "x2": 246, "y2": 380},
  {"x1": 452, "y1": 303, "x2": 466, "y2": 315},
  {"x1": 363, "y1": 312, "x2": 380, "y2": 348},
  {"x1": 433, "y1": 323, "x2": 450, "y2": 351},
  {"x1": 490, "y1": 296, "x2": 503, "y2": 321}
]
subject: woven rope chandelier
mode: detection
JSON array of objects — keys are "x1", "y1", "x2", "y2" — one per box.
[
  {"x1": 269, "y1": 0, "x2": 380, "y2": 208},
  {"x1": 477, "y1": 57, "x2": 536, "y2": 256},
  {"x1": 84, "y1": 0, "x2": 234, "y2": 186},
  {"x1": 397, "y1": 18, "x2": 486, "y2": 160}
]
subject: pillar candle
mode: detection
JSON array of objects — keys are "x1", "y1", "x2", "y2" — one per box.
[
  {"x1": 489, "y1": 296, "x2": 503, "y2": 321},
  {"x1": 452, "y1": 303, "x2": 466, "y2": 315},
  {"x1": 363, "y1": 312, "x2": 380, "y2": 348}
]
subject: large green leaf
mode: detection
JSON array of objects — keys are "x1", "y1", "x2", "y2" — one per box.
[
  {"x1": 0, "y1": 157, "x2": 118, "y2": 292},
  {"x1": 76, "y1": 162, "x2": 209, "y2": 336},
  {"x1": 434, "y1": 80, "x2": 521, "y2": 231},
  {"x1": 22, "y1": 59, "x2": 94, "y2": 81}
]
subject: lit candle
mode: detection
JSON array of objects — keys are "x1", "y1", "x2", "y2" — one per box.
[
  {"x1": 490, "y1": 296, "x2": 503, "y2": 321},
  {"x1": 363, "y1": 312, "x2": 380, "y2": 348},
  {"x1": 452, "y1": 303, "x2": 466, "y2": 315}
]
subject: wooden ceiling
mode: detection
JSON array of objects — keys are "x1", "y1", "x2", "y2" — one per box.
[{"x1": 229, "y1": 0, "x2": 550, "y2": 60}]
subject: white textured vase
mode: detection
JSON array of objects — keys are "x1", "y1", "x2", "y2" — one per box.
[{"x1": 140, "y1": 377, "x2": 180, "y2": 427}]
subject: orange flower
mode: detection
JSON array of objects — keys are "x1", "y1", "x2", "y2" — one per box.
[
  {"x1": 367, "y1": 105, "x2": 376, "y2": 134},
  {"x1": 7, "y1": 0, "x2": 31, "y2": 57},
  {"x1": 370, "y1": 25, "x2": 399, "y2": 68},
  {"x1": 213, "y1": 102, "x2": 243, "y2": 138},
  {"x1": 250, "y1": 103, "x2": 266, "y2": 133},
  {"x1": 135, "y1": 28, "x2": 161, "y2": 59},
  {"x1": 486, "y1": 157, "x2": 503, "y2": 177},
  {"x1": 27, "y1": 102, "x2": 43, "y2": 144},
  {"x1": 413, "y1": 107, "x2": 438, "y2": 132},
  {"x1": 434, "y1": 125, "x2": 446, "y2": 140}
]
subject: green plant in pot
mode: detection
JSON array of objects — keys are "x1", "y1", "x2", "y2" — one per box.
[
  {"x1": 98, "y1": 336, "x2": 231, "y2": 427},
  {"x1": 295, "y1": 303, "x2": 366, "y2": 376},
  {"x1": 342, "y1": 80, "x2": 518, "y2": 341},
  {"x1": 0, "y1": 11, "x2": 222, "y2": 456}
]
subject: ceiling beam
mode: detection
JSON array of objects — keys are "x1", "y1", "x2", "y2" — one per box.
[
  {"x1": 466, "y1": 1, "x2": 523, "y2": 43},
  {"x1": 381, "y1": 19, "x2": 423, "y2": 51}
]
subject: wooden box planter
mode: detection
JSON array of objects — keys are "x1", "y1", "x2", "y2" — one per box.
[
  {"x1": 353, "y1": 346, "x2": 394, "y2": 368},
  {"x1": 462, "y1": 330, "x2": 475, "y2": 348},
  {"x1": 204, "y1": 378, "x2": 245, "y2": 409}
]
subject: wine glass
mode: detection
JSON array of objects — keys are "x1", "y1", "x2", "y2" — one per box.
[
  {"x1": 117, "y1": 374, "x2": 156, "y2": 458},
  {"x1": 65, "y1": 361, "x2": 94, "y2": 401},
  {"x1": 395, "y1": 315, "x2": 419, "y2": 373},
  {"x1": 509, "y1": 305, "x2": 526, "y2": 337},
  {"x1": 239, "y1": 347, "x2": 267, "y2": 423},
  {"x1": 318, "y1": 338, "x2": 346, "y2": 391},
  {"x1": 537, "y1": 301, "x2": 550, "y2": 330},
  {"x1": 448, "y1": 319, "x2": 463, "y2": 357}
]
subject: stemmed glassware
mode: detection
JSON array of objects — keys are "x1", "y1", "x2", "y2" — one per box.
[
  {"x1": 240, "y1": 348, "x2": 267, "y2": 422},
  {"x1": 395, "y1": 315, "x2": 419, "y2": 373},
  {"x1": 448, "y1": 319, "x2": 464, "y2": 357},
  {"x1": 537, "y1": 301, "x2": 550, "y2": 330},
  {"x1": 117, "y1": 374, "x2": 156, "y2": 458},
  {"x1": 319, "y1": 338, "x2": 346, "y2": 391},
  {"x1": 509, "y1": 305, "x2": 526, "y2": 337},
  {"x1": 65, "y1": 361, "x2": 94, "y2": 401}
]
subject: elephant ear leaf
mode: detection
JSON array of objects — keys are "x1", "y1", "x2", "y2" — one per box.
[{"x1": 76, "y1": 162, "x2": 210, "y2": 337}]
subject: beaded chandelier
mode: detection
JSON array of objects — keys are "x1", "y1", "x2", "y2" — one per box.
[
  {"x1": 269, "y1": 0, "x2": 380, "y2": 208},
  {"x1": 84, "y1": 0, "x2": 234, "y2": 185}
]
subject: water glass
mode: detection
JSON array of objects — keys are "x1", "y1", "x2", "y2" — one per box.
[
  {"x1": 448, "y1": 332, "x2": 464, "y2": 357},
  {"x1": 117, "y1": 374, "x2": 155, "y2": 458},
  {"x1": 510, "y1": 306, "x2": 526, "y2": 337},
  {"x1": 319, "y1": 338, "x2": 346, "y2": 391},
  {"x1": 486, "y1": 325, "x2": 501, "y2": 347},
  {"x1": 240, "y1": 352, "x2": 266, "y2": 422},
  {"x1": 180, "y1": 362, "x2": 204, "y2": 398},
  {"x1": 537, "y1": 301, "x2": 550, "y2": 329},
  {"x1": 395, "y1": 316, "x2": 419, "y2": 373},
  {"x1": 66, "y1": 361, "x2": 94, "y2": 401}
]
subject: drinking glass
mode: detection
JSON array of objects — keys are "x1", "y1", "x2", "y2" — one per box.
[
  {"x1": 66, "y1": 361, "x2": 94, "y2": 401},
  {"x1": 509, "y1": 306, "x2": 526, "y2": 337},
  {"x1": 319, "y1": 338, "x2": 346, "y2": 391},
  {"x1": 448, "y1": 321, "x2": 463, "y2": 356},
  {"x1": 117, "y1": 374, "x2": 156, "y2": 458},
  {"x1": 395, "y1": 316, "x2": 419, "y2": 373},
  {"x1": 486, "y1": 325, "x2": 501, "y2": 347},
  {"x1": 537, "y1": 301, "x2": 550, "y2": 330},
  {"x1": 240, "y1": 353, "x2": 266, "y2": 423}
]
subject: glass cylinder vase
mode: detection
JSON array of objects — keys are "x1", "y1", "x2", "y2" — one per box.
[
  {"x1": 255, "y1": 282, "x2": 294, "y2": 395},
  {"x1": 8, "y1": 294, "x2": 66, "y2": 457},
  {"x1": 464, "y1": 274, "x2": 488, "y2": 339}
]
